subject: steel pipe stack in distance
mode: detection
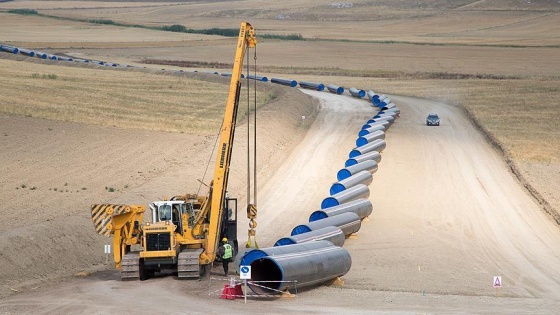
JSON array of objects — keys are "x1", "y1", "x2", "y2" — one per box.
[
  {"x1": 299, "y1": 81, "x2": 325, "y2": 91},
  {"x1": 356, "y1": 130, "x2": 385, "y2": 147},
  {"x1": 358, "y1": 122, "x2": 388, "y2": 136},
  {"x1": 271, "y1": 77, "x2": 297, "y2": 87},
  {"x1": 247, "y1": 74, "x2": 268, "y2": 82},
  {"x1": 327, "y1": 84, "x2": 344, "y2": 95},
  {"x1": 349, "y1": 87, "x2": 366, "y2": 98},
  {"x1": 19, "y1": 48, "x2": 35, "y2": 57},
  {"x1": 1, "y1": 45, "x2": 19, "y2": 54}
]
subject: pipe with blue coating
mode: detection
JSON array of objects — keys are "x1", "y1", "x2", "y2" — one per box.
[
  {"x1": 349, "y1": 139, "x2": 386, "y2": 158},
  {"x1": 1, "y1": 46, "x2": 19, "y2": 54},
  {"x1": 274, "y1": 226, "x2": 345, "y2": 247},
  {"x1": 19, "y1": 48, "x2": 35, "y2": 57},
  {"x1": 309, "y1": 199, "x2": 372, "y2": 222},
  {"x1": 338, "y1": 160, "x2": 378, "y2": 180},
  {"x1": 327, "y1": 84, "x2": 344, "y2": 95},
  {"x1": 330, "y1": 170, "x2": 373, "y2": 195},
  {"x1": 349, "y1": 87, "x2": 366, "y2": 98},
  {"x1": 382, "y1": 103, "x2": 397, "y2": 110},
  {"x1": 356, "y1": 130, "x2": 385, "y2": 147},
  {"x1": 358, "y1": 123, "x2": 388, "y2": 137},
  {"x1": 34, "y1": 52, "x2": 48, "y2": 59},
  {"x1": 247, "y1": 74, "x2": 268, "y2": 82},
  {"x1": 48, "y1": 55, "x2": 58, "y2": 60},
  {"x1": 345, "y1": 151, "x2": 382, "y2": 167},
  {"x1": 366, "y1": 115, "x2": 395, "y2": 125},
  {"x1": 292, "y1": 212, "x2": 361, "y2": 236},
  {"x1": 299, "y1": 81, "x2": 325, "y2": 91},
  {"x1": 367, "y1": 90, "x2": 377, "y2": 101},
  {"x1": 271, "y1": 77, "x2": 297, "y2": 87},
  {"x1": 380, "y1": 108, "x2": 400, "y2": 115},
  {"x1": 249, "y1": 244, "x2": 351, "y2": 294},
  {"x1": 321, "y1": 184, "x2": 370, "y2": 209}
]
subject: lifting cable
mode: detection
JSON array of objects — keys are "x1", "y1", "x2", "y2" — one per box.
[{"x1": 246, "y1": 44, "x2": 259, "y2": 249}]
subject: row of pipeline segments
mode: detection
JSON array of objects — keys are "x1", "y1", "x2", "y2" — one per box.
[
  {"x1": 239, "y1": 96, "x2": 401, "y2": 295},
  {"x1": 1, "y1": 44, "x2": 380, "y2": 100}
]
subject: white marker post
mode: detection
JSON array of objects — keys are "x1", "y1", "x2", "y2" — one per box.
[
  {"x1": 493, "y1": 276, "x2": 502, "y2": 297},
  {"x1": 104, "y1": 244, "x2": 111, "y2": 263},
  {"x1": 239, "y1": 265, "x2": 251, "y2": 304}
]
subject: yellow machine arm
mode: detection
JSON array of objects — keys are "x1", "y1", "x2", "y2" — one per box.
[
  {"x1": 90, "y1": 204, "x2": 145, "y2": 268},
  {"x1": 200, "y1": 22, "x2": 257, "y2": 264}
]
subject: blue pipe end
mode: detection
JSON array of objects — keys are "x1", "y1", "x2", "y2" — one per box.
[
  {"x1": 321, "y1": 197, "x2": 340, "y2": 209},
  {"x1": 337, "y1": 169, "x2": 352, "y2": 181},
  {"x1": 361, "y1": 124, "x2": 371, "y2": 130},
  {"x1": 358, "y1": 129, "x2": 369, "y2": 137},
  {"x1": 349, "y1": 150, "x2": 361, "y2": 159},
  {"x1": 345, "y1": 159, "x2": 358, "y2": 167},
  {"x1": 356, "y1": 137, "x2": 368, "y2": 147},
  {"x1": 240, "y1": 249, "x2": 268, "y2": 266},
  {"x1": 329, "y1": 183, "x2": 346, "y2": 196},
  {"x1": 309, "y1": 211, "x2": 328, "y2": 222},
  {"x1": 274, "y1": 238, "x2": 296, "y2": 246},
  {"x1": 291, "y1": 224, "x2": 312, "y2": 236}
]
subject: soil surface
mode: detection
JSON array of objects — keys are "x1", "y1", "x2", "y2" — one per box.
[{"x1": 1, "y1": 91, "x2": 560, "y2": 314}]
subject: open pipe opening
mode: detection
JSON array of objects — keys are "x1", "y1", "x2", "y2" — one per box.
[{"x1": 249, "y1": 258, "x2": 284, "y2": 294}]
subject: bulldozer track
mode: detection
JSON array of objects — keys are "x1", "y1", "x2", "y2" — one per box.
[
  {"x1": 121, "y1": 252, "x2": 141, "y2": 281},
  {"x1": 177, "y1": 248, "x2": 203, "y2": 279}
]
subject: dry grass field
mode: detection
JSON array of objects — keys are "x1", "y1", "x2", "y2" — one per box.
[{"x1": 0, "y1": 56, "x2": 275, "y2": 134}]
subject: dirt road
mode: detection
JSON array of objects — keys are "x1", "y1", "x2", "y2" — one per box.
[{"x1": 1, "y1": 92, "x2": 560, "y2": 314}]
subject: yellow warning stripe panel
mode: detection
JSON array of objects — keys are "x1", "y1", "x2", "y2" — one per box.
[{"x1": 91, "y1": 204, "x2": 131, "y2": 236}]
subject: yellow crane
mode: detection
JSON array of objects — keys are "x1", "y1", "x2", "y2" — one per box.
[{"x1": 90, "y1": 22, "x2": 257, "y2": 280}]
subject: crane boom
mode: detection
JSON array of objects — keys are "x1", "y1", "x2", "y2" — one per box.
[{"x1": 202, "y1": 22, "x2": 257, "y2": 263}]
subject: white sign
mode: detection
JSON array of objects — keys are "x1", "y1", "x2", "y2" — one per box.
[
  {"x1": 104, "y1": 244, "x2": 111, "y2": 254},
  {"x1": 240, "y1": 265, "x2": 251, "y2": 280},
  {"x1": 493, "y1": 276, "x2": 502, "y2": 288}
]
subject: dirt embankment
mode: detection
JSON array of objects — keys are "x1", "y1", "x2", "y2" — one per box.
[{"x1": 0, "y1": 84, "x2": 318, "y2": 298}]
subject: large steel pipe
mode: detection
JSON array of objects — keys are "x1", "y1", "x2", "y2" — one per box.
[
  {"x1": 373, "y1": 112, "x2": 397, "y2": 119},
  {"x1": 380, "y1": 108, "x2": 400, "y2": 116},
  {"x1": 271, "y1": 77, "x2": 297, "y2": 87},
  {"x1": 249, "y1": 245, "x2": 351, "y2": 294},
  {"x1": 1, "y1": 46, "x2": 19, "y2": 54},
  {"x1": 299, "y1": 81, "x2": 325, "y2": 91},
  {"x1": 321, "y1": 184, "x2": 370, "y2": 209},
  {"x1": 330, "y1": 170, "x2": 373, "y2": 195},
  {"x1": 382, "y1": 103, "x2": 397, "y2": 110},
  {"x1": 58, "y1": 57, "x2": 73, "y2": 61},
  {"x1": 274, "y1": 226, "x2": 345, "y2": 247},
  {"x1": 292, "y1": 212, "x2": 362, "y2": 236},
  {"x1": 367, "y1": 115, "x2": 395, "y2": 125},
  {"x1": 356, "y1": 130, "x2": 385, "y2": 147},
  {"x1": 345, "y1": 151, "x2": 382, "y2": 167},
  {"x1": 327, "y1": 84, "x2": 344, "y2": 95},
  {"x1": 338, "y1": 160, "x2": 378, "y2": 180},
  {"x1": 240, "y1": 240, "x2": 334, "y2": 266},
  {"x1": 349, "y1": 139, "x2": 386, "y2": 158},
  {"x1": 248, "y1": 74, "x2": 268, "y2": 82},
  {"x1": 349, "y1": 87, "x2": 366, "y2": 98},
  {"x1": 358, "y1": 122, "x2": 388, "y2": 137},
  {"x1": 367, "y1": 90, "x2": 377, "y2": 102},
  {"x1": 34, "y1": 51, "x2": 48, "y2": 59},
  {"x1": 48, "y1": 54, "x2": 58, "y2": 60},
  {"x1": 19, "y1": 48, "x2": 35, "y2": 57},
  {"x1": 310, "y1": 199, "x2": 372, "y2": 222}
]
